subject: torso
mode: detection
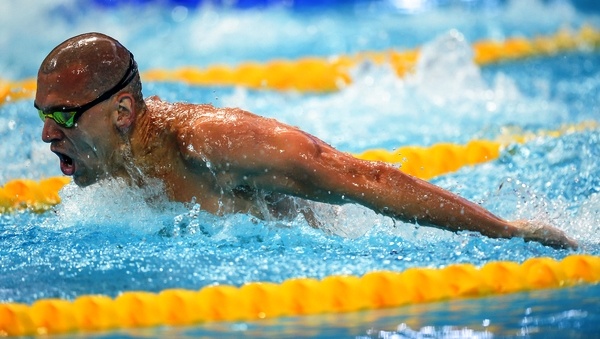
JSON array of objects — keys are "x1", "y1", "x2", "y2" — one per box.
[{"x1": 132, "y1": 96, "x2": 306, "y2": 221}]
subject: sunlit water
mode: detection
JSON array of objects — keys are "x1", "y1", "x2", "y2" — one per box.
[{"x1": 1, "y1": 0, "x2": 600, "y2": 337}]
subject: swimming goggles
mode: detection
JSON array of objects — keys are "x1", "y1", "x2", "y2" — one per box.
[{"x1": 35, "y1": 52, "x2": 138, "y2": 128}]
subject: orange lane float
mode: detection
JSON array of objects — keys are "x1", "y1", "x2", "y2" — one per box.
[
  {"x1": 138, "y1": 25, "x2": 600, "y2": 91},
  {"x1": 357, "y1": 120, "x2": 599, "y2": 180},
  {"x1": 0, "y1": 78, "x2": 36, "y2": 106},
  {"x1": 0, "y1": 255, "x2": 598, "y2": 337},
  {"x1": 0, "y1": 177, "x2": 70, "y2": 214},
  {"x1": 1, "y1": 25, "x2": 598, "y2": 101}
]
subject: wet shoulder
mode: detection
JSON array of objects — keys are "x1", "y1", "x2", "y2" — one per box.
[
  {"x1": 143, "y1": 96, "x2": 254, "y2": 156},
  {"x1": 144, "y1": 96, "x2": 222, "y2": 129}
]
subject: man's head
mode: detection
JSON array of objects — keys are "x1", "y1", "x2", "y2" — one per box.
[{"x1": 36, "y1": 32, "x2": 144, "y2": 187}]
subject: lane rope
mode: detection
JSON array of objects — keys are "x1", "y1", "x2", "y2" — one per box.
[
  {"x1": 0, "y1": 25, "x2": 598, "y2": 103},
  {"x1": 1, "y1": 255, "x2": 598, "y2": 337}
]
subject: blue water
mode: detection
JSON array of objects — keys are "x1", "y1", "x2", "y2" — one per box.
[{"x1": 1, "y1": 0, "x2": 600, "y2": 337}]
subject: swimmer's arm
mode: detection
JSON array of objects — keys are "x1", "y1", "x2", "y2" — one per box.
[
  {"x1": 315, "y1": 156, "x2": 577, "y2": 249},
  {"x1": 308, "y1": 153, "x2": 577, "y2": 249},
  {"x1": 183, "y1": 108, "x2": 576, "y2": 249}
]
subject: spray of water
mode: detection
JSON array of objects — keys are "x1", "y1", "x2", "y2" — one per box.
[{"x1": 0, "y1": 0, "x2": 598, "y2": 304}]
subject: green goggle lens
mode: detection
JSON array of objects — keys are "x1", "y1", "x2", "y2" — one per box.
[{"x1": 38, "y1": 110, "x2": 77, "y2": 128}]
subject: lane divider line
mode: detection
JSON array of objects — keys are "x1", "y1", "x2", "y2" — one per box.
[
  {"x1": 1, "y1": 25, "x2": 598, "y2": 103},
  {"x1": 1, "y1": 255, "x2": 598, "y2": 337}
]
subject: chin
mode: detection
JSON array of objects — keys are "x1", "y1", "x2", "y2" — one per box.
[
  {"x1": 72, "y1": 173, "x2": 98, "y2": 188},
  {"x1": 72, "y1": 178, "x2": 91, "y2": 188}
]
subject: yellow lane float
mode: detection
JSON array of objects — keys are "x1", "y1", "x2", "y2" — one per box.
[
  {"x1": 1, "y1": 25, "x2": 598, "y2": 100},
  {"x1": 0, "y1": 255, "x2": 598, "y2": 337}
]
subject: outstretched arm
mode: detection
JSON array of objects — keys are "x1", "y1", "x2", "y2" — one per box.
[
  {"x1": 272, "y1": 137, "x2": 576, "y2": 249},
  {"x1": 185, "y1": 107, "x2": 577, "y2": 249},
  {"x1": 301, "y1": 152, "x2": 577, "y2": 249}
]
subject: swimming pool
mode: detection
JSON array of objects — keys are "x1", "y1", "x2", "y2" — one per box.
[{"x1": 1, "y1": 0, "x2": 600, "y2": 337}]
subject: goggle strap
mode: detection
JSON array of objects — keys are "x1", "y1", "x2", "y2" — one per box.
[{"x1": 34, "y1": 51, "x2": 137, "y2": 119}]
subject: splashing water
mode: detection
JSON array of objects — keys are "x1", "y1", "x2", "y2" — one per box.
[{"x1": 0, "y1": 0, "x2": 599, "y2": 316}]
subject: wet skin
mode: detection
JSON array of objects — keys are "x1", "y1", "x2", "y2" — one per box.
[{"x1": 35, "y1": 33, "x2": 578, "y2": 249}]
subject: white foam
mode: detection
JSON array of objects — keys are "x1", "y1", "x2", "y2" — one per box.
[
  {"x1": 45, "y1": 178, "x2": 182, "y2": 233},
  {"x1": 570, "y1": 193, "x2": 600, "y2": 249},
  {"x1": 411, "y1": 29, "x2": 487, "y2": 105}
]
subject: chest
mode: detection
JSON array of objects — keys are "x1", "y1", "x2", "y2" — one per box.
[{"x1": 153, "y1": 160, "x2": 259, "y2": 215}]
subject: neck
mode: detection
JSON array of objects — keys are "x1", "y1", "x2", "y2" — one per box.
[
  {"x1": 111, "y1": 104, "x2": 151, "y2": 188},
  {"x1": 129, "y1": 105, "x2": 154, "y2": 158},
  {"x1": 127, "y1": 101, "x2": 176, "y2": 183}
]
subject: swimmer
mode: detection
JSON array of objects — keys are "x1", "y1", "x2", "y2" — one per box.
[{"x1": 35, "y1": 32, "x2": 577, "y2": 249}]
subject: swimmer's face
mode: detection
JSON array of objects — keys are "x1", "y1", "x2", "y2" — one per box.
[
  {"x1": 36, "y1": 34, "x2": 139, "y2": 187},
  {"x1": 37, "y1": 73, "x2": 129, "y2": 187},
  {"x1": 37, "y1": 90, "x2": 124, "y2": 187}
]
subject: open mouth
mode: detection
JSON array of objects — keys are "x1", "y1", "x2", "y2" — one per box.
[{"x1": 57, "y1": 152, "x2": 75, "y2": 176}]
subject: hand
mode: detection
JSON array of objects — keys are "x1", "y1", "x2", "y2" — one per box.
[{"x1": 511, "y1": 220, "x2": 578, "y2": 250}]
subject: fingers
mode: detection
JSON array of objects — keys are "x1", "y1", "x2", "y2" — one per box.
[
  {"x1": 512, "y1": 220, "x2": 578, "y2": 250},
  {"x1": 534, "y1": 232, "x2": 578, "y2": 250}
]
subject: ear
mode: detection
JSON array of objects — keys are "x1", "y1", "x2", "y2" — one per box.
[{"x1": 113, "y1": 93, "x2": 136, "y2": 132}]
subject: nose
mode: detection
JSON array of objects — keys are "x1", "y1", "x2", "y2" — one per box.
[{"x1": 41, "y1": 118, "x2": 65, "y2": 143}]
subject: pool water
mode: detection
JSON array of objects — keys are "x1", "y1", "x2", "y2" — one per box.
[{"x1": 1, "y1": 0, "x2": 600, "y2": 337}]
